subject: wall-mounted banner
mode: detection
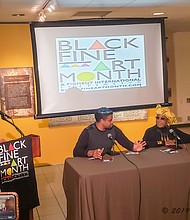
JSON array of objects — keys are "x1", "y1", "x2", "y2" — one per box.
[
  {"x1": 0, "y1": 67, "x2": 35, "y2": 117},
  {"x1": 48, "y1": 109, "x2": 148, "y2": 127}
]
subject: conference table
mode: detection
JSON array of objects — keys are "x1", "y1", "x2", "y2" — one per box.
[{"x1": 63, "y1": 145, "x2": 190, "y2": 220}]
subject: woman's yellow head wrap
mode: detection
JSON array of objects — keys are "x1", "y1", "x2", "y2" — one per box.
[{"x1": 156, "y1": 105, "x2": 177, "y2": 125}]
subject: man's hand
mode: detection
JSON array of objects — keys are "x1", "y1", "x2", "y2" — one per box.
[
  {"x1": 133, "y1": 140, "x2": 146, "y2": 152},
  {"x1": 87, "y1": 148, "x2": 103, "y2": 160}
]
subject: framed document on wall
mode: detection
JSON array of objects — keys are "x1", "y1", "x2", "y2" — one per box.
[{"x1": 0, "y1": 67, "x2": 35, "y2": 117}]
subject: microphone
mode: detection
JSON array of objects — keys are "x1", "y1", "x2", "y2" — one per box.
[
  {"x1": 0, "y1": 111, "x2": 12, "y2": 119},
  {"x1": 107, "y1": 133, "x2": 120, "y2": 155},
  {"x1": 0, "y1": 110, "x2": 24, "y2": 137},
  {"x1": 169, "y1": 129, "x2": 181, "y2": 140},
  {"x1": 108, "y1": 133, "x2": 114, "y2": 142}
]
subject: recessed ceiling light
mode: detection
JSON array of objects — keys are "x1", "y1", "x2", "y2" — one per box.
[
  {"x1": 73, "y1": 11, "x2": 112, "y2": 17},
  {"x1": 153, "y1": 12, "x2": 165, "y2": 16},
  {"x1": 12, "y1": 13, "x2": 25, "y2": 17}
]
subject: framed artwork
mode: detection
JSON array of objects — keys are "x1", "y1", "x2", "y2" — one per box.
[{"x1": 0, "y1": 67, "x2": 35, "y2": 117}]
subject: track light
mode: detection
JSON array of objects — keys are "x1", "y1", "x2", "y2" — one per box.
[
  {"x1": 38, "y1": 10, "x2": 46, "y2": 22},
  {"x1": 47, "y1": 0, "x2": 56, "y2": 13},
  {"x1": 38, "y1": 0, "x2": 56, "y2": 22}
]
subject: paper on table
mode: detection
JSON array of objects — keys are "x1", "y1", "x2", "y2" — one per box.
[
  {"x1": 126, "y1": 151, "x2": 139, "y2": 155},
  {"x1": 102, "y1": 154, "x2": 114, "y2": 162},
  {"x1": 160, "y1": 148, "x2": 178, "y2": 154}
]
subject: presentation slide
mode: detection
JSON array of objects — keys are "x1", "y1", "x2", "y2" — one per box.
[
  {"x1": 56, "y1": 35, "x2": 146, "y2": 92},
  {"x1": 30, "y1": 18, "x2": 168, "y2": 118}
]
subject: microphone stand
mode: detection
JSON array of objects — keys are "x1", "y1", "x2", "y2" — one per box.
[
  {"x1": 175, "y1": 137, "x2": 178, "y2": 150},
  {"x1": 1, "y1": 114, "x2": 25, "y2": 138},
  {"x1": 174, "y1": 137, "x2": 184, "y2": 150},
  {"x1": 111, "y1": 141, "x2": 120, "y2": 156}
]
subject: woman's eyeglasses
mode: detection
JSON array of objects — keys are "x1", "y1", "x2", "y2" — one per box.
[{"x1": 155, "y1": 116, "x2": 166, "y2": 120}]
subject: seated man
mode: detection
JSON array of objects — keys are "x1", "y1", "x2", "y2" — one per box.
[
  {"x1": 73, "y1": 107, "x2": 146, "y2": 159},
  {"x1": 143, "y1": 105, "x2": 190, "y2": 148}
]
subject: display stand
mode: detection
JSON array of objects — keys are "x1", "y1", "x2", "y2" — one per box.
[
  {"x1": 0, "y1": 112, "x2": 41, "y2": 220},
  {"x1": 0, "y1": 136, "x2": 40, "y2": 220}
]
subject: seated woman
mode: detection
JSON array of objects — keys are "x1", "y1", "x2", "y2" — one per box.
[{"x1": 143, "y1": 105, "x2": 190, "y2": 148}]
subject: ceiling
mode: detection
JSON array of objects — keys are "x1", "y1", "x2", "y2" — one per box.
[{"x1": 0, "y1": 0, "x2": 190, "y2": 33}]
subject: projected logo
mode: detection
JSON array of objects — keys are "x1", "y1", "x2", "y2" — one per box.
[{"x1": 56, "y1": 36, "x2": 146, "y2": 92}]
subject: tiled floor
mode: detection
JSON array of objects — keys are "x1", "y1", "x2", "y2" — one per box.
[{"x1": 33, "y1": 164, "x2": 67, "y2": 220}]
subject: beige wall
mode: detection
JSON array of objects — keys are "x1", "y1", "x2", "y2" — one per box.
[
  {"x1": 162, "y1": 31, "x2": 190, "y2": 124},
  {"x1": 166, "y1": 32, "x2": 177, "y2": 113},
  {"x1": 173, "y1": 32, "x2": 190, "y2": 123}
]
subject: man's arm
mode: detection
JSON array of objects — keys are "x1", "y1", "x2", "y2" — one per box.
[
  {"x1": 114, "y1": 126, "x2": 134, "y2": 151},
  {"x1": 73, "y1": 129, "x2": 89, "y2": 157},
  {"x1": 115, "y1": 126, "x2": 146, "y2": 151},
  {"x1": 73, "y1": 128, "x2": 103, "y2": 159}
]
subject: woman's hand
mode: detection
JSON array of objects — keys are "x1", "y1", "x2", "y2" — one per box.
[{"x1": 165, "y1": 139, "x2": 176, "y2": 146}]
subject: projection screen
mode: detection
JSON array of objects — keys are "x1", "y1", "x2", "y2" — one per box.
[{"x1": 30, "y1": 18, "x2": 169, "y2": 119}]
